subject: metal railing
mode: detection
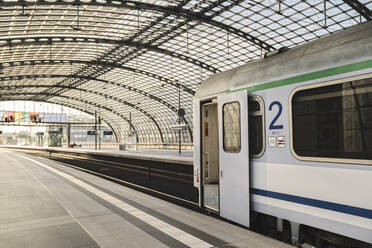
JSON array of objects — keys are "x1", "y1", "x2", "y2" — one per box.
[{"x1": 73, "y1": 142, "x2": 193, "y2": 150}]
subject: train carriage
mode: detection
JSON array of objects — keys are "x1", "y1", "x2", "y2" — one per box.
[{"x1": 193, "y1": 22, "x2": 372, "y2": 247}]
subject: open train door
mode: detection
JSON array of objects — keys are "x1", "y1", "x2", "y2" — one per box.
[{"x1": 218, "y1": 90, "x2": 250, "y2": 227}]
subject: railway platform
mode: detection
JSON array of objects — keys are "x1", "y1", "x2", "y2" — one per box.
[
  {"x1": 0, "y1": 146, "x2": 193, "y2": 165},
  {"x1": 0, "y1": 150, "x2": 292, "y2": 248}
]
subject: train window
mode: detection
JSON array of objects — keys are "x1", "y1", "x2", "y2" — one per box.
[
  {"x1": 292, "y1": 76, "x2": 372, "y2": 161},
  {"x1": 223, "y1": 102, "x2": 241, "y2": 152},
  {"x1": 249, "y1": 97, "x2": 265, "y2": 157}
]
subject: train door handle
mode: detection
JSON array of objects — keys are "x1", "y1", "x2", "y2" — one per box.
[
  {"x1": 203, "y1": 152, "x2": 210, "y2": 179},
  {"x1": 203, "y1": 152, "x2": 210, "y2": 165},
  {"x1": 220, "y1": 170, "x2": 223, "y2": 178}
]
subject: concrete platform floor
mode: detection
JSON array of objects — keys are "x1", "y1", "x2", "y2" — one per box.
[{"x1": 0, "y1": 150, "x2": 292, "y2": 248}]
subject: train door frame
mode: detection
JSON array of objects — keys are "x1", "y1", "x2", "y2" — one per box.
[{"x1": 199, "y1": 99, "x2": 220, "y2": 212}]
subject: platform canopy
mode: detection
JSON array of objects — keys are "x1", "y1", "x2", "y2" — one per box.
[{"x1": 0, "y1": 0, "x2": 370, "y2": 143}]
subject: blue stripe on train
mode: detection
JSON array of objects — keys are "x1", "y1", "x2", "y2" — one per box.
[{"x1": 251, "y1": 188, "x2": 372, "y2": 219}]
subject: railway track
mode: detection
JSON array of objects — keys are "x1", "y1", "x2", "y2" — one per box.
[{"x1": 7, "y1": 148, "x2": 200, "y2": 210}]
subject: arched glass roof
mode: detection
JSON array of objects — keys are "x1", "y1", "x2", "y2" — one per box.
[{"x1": 0, "y1": 0, "x2": 370, "y2": 143}]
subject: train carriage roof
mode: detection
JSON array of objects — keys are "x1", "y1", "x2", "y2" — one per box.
[
  {"x1": 0, "y1": 0, "x2": 371, "y2": 142},
  {"x1": 196, "y1": 21, "x2": 372, "y2": 98}
]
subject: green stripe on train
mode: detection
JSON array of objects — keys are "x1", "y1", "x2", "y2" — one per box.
[{"x1": 229, "y1": 59, "x2": 372, "y2": 93}]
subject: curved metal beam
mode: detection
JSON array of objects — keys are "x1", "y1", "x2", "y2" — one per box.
[
  {"x1": 0, "y1": 74, "x2": 193, "y2": 141},
  {"x1": 0, "y1": 92, "x2": 140, "y2": 141},
  {"x1": 0, "y1": 85, "x2": 164, "y2": 143},
  {"x1": 0, "y1": 59, "x2": 195, "y2": 95},
  {"x1": 0, "y1": 66, "x2": 187, "y2": 115},
  {"x1": 0, "y1": 0, "x2": 274, "y2": 51},
  {"x1": 0, "y1": 36, "x2": 219, "y2": 73},
  {"x1": 103, "y1": 121, "x2": 119, "y2": 144},
  {"x1": 343, "y1": 0, "x2": 371, "y2": 21}
]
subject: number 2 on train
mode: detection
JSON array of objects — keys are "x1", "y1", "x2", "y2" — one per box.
[{"x1": 269, "y1": 101, "x2": 283, "y2": 130}]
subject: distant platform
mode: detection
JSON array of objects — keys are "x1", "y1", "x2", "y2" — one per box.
[
  {"x1": 0, "y1": 150, "x2": 292, "y2": 248},
  {"x1": 0, "y1": 145, "x2": 193, "y2": 165}
]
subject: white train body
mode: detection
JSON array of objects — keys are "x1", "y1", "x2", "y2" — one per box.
[{"x1": 193, "y1": 22, "x2": 372, "y2": 245}]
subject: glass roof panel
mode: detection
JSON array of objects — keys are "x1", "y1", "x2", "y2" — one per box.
[{"x1": 0, "y1": 0, "x2": 370, "y2": 143}]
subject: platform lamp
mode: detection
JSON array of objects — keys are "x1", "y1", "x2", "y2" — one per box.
[
  {"x1": 178, "y1": 84, "x2": 185, "y2": 155},
  {"x1": 94, "y1": 110, "x2": 98, "y2": 150}
]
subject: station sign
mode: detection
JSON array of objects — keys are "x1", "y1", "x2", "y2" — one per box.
[
  {"x1": 170, "y1": 125, "x2": 188, "y2": 131},
  {"x1": 103, "y1": 131, "x2": 113, "y2": 136},
  {"x1": 87, "y1": 131, "x2": 96, "y2": 135}
]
